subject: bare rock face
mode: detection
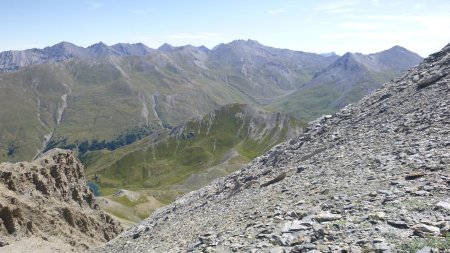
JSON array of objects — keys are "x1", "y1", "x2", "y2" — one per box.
[
  {"x1": 91, "y1": 43, "x2": 450, "y2": 253},
  {"x1": 0, "y1": 149, "x2": 122, "y2": 252}
]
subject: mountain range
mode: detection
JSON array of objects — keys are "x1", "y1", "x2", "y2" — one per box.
[
  {"x1": 0, "y1": 37, "x2": 447, "y2": 253},
  {"x1": 0, "y1": 40, "x2": 422, "y2": 164},
  {"x1": 0, "y1": 42, "x2": 154, "y2": 72},
  {"x1": 271, "y1": 45, "x2": 423, "y2": 119}
]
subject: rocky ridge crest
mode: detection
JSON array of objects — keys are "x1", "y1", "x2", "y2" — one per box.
[
  {"x1": 0, "y1": 149, "x2": 123, "y2": 252},
  {"x1": 92, "y1": 43, "x2": 450, "y2": 253}
]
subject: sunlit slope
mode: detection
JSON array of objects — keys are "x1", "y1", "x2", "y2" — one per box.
[{"x1": 82, "y1": 104, "x2": 305, "y2": 195}]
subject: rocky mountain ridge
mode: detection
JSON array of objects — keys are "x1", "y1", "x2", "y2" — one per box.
[
  {"x1": 0, "y1": 41, "x2": 154, "y2": 72},
  {"x1": 91, "y1": 43, "x2": 450, "y2": 252},
  {"x1": 0, "y1": 149, "x2": 122, "y2": 252},
  {"x1": 271, "y1": 46, "x2": 423, "y2": 120}
]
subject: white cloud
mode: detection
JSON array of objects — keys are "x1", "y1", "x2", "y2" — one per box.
[
  {"x1": 268, "y1": 9, "x2": 286, "y2": 14},
  {"x1": 371, "y1": 0, "x2": 381, "y2": 6},
  {"x1": 86, "y1": 1, "x2": 103, "y2": 11},
  {"x1": 413, "y1": 2, "x2": 425, "y2": 9},
  {"x1": 340, "y1": 22, "x2": 384, "y2": 30},
  {"x1": 315, "y1": 1, "x2": 358, "y2": 13}
]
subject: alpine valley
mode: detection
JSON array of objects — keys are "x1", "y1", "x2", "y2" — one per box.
[{"x1": 0, "y1": 40, "x2": 424, "y2": 228}]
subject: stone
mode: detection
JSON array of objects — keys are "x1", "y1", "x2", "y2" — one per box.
[
  {"x1": 386, "y1": 220, "x2": 409, "y2": 229},
  {"x1": 315, "y1": 213, "x2": 342, "y2": 222},
  {"x1": 373, "y1": 238, "x2": 385, "y2": 243},
  {"x1": 269, "y1": 247, "x2": 285, "y2": 253},
  {"x1": 289, "y1": 220, "x2": 308, "y2": 231},
  {"x1": 370, "y1": 212, "x2": 386, "y2": 221},
  {"x1": 416, "y1": 246, "x2": 432, "y2": 253},
  {"x1": 435, "y1": 201, "x2": 450, "y2": 211},
  {"x1": 412, "y1": 224, "x2": 441, "y2": 236},
  {"x1": 272, "y1": 234, "x2": 288, "y2": 246},
  {"x1": 349, "y1": 245, "x2": 362, "y2": 253},
  {"x1": 373, "y1": 242, "x2": 390, "y2": 252},
  {"x1": 405, "y1": 172, "x2": 426, "y2": 180},
  {"x1": 289, "y1": 232, "x2": 306, "y2": 246},
  {"x1": 302, "y1": 243, "x2": 316, "y2": 250},
  {"x1": 414, "y1": 190, "x2": 428, "y2": 196},
  {"x1": 316, "y1": 244, "x2": 330, "y2": 251}
]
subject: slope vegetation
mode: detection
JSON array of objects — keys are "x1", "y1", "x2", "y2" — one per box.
[
  {"x1": 79, "y1": 104, "x2": 303, "y2": 222},
  {"x1": 83, "y1": 103, "x2": 304, "y2": 194}
]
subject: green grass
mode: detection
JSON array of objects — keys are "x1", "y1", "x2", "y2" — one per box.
[
  {"x1": 270, "y1": 84, "x2": 342, "y2": 121},
  {"x1": 398, "y1": 234, "x2": 450, "y2": 252},
  {"x1": 1, "y1": 44, "x2": 331, "y2": 163},
  {"x1": 83, "y1": 104, "x2": 304, "y2": 197}
]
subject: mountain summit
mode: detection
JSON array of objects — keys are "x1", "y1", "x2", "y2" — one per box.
[{"x1": 91, "y1": 43, "x2": 450, "y2": 252}]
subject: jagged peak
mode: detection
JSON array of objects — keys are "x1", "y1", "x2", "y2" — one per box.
[
  {"x1": 158, "y1": 43, "x2": 176, "y2": 52},
  {"x1": 88, "y1": 41, "x2": 110, "y2": 49},
  {"x1": 51, "y1": 41, "x2": 78, "y2": 48},
  {"x1": 112, "y1": 42, "x2": 149, "y2": 48},
  {"x1": 228, "y1": 39, "x2": 262, "y2": 47}
]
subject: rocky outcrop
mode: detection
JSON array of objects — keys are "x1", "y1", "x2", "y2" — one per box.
[
  {"x1": 91, "y1": 43, "x2": 450, "y2": 253},
  {"x1": 0, "y1": 149, "x2": 122, "y2": 252}
]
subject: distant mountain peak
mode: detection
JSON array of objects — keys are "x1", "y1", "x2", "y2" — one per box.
[
  {"x1": 158, "y1": 43, "x2": 176, "y2": 52},
  {"x1": 389, "y1": 45, "x2": 407, "y2": 50},
  {"x1": 197, "y1": 45, "x2": 210, "y2": 53},
  {"x1": 229, "y1": 39, "x2": 261, "y2": 47},
  {"x1": 327, "y1": 52, "x2": 362, "y2": 72},
  {"x1": 53, "y1": 41, "x2": 77, "y2": 48},
  {"x1": 111, "y1": 42, "x2": 154, "y2": 56},
  {"x1": 46, "y1": 41, "x2": 81, "y2": 52},
  {"x1": 88, "y1": 41, "x2": 109, "y2": 49}
]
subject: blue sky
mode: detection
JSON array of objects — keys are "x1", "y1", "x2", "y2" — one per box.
[{"x1": 1, "y1": 0, "x2": 449, "y2": 56}]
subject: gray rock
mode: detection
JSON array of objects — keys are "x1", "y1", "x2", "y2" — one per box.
[
  {"x1": 435, "y1": 201, "x2": 450, "y2": 211},
  {"x1": 412, "y1": 224, "x2": 441, "y2": 236},
  {"x1": 416, "y1": 246, "x2": 432, "y2": 253},
  {"x1": 373, "y1": 242, "x2": 390, "y2": 252},
  {"x1": 386, "y1": 220, "x2": 409, "y2": 229},
  {"x1": 269, "y1": 247, "x2": 285, "y2": 253},
  {"x1": 315, "y1": 213, "x2": 342, "y2": 222}
]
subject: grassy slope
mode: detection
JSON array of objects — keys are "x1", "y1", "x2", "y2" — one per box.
[
  {"x1": 81, "y1": 104, "x2": 304, "y2": 223},
  {"x1": 0, "y1": 49, "x2": 321, "y2": 162},
  {"x1": 82, "y1": 104, "x2": 304, "y2": 194},
  {"x1": 270, "y1": 66, "x2": 402, "y2": 121},
  {"x1": 0, "y1": 64, "x2": 73, "y2": 161}
]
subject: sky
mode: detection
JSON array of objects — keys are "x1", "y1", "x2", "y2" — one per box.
[{"x1": 1, "y1": 0, "x2": 450, "y2": 57}]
